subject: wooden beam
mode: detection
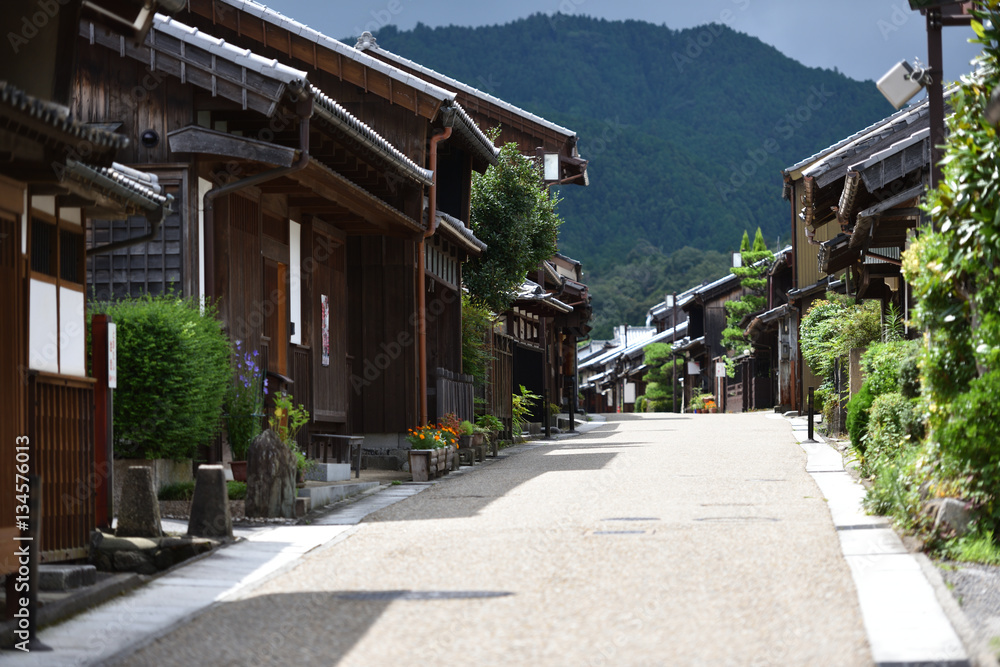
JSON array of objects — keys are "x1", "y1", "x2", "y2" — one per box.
[{"x1": 167, "y1": 126, "x2": 297, "y2": 166}]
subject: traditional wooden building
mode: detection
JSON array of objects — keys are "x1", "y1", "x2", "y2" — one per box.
[
  {"x1": 355, "y1": 33, "x2": 592, "y2": 435},
  {"x1": 1, "y1": 0, "x2": 178, "y2": 596},
  {"x1": 781, "y1": 96, "x2": 936, "y2": 410},
  {"x1": 74, "y1": 4, "x2": 499, "y2": 462}
]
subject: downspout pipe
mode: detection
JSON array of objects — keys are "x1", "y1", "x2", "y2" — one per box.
[
  {"x1": 418, "y1": 126, "x2": 453, "y2": 425},
  {"x1": 202, "y1": 93, "x2": 312, "y2": 301}
]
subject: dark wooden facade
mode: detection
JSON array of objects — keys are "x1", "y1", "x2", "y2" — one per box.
[
  {"x1": 1, "y1": 0, "x2": 180, "y2": 577},
  {"x1": 72, "y1": 4, "x2": 493, "y2": 459}
]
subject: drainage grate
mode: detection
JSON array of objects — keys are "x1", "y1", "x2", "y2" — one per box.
[{"x1": 335, "y1": 590, "x2": 513, "y2": 601}]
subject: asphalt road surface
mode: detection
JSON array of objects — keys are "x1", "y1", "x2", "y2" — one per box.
[{"x1": 118, "y1": 412, "x2": 872, "y2": 666}]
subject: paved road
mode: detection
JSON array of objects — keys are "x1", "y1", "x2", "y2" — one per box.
[{"x1": 117, "y1": 413, "x2": 872, "y2": 666}]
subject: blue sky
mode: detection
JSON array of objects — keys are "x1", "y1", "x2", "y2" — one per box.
[{"x1": 261, "y1": 1, "x2": 983, "y2": 84}]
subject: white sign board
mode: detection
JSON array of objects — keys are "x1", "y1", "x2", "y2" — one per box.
[
  {"x1": 716, "y1": 361, "x2": 726, "y2": 378},
  {"x1": 687, "y1": 361, "x2": 700, "y2": 375},
  {"x1": 108, "y1": 322, "x2": 117, "y2": 389},
  {"x1": 624, "y1": 382, "x2": 637, "y2": 404}
]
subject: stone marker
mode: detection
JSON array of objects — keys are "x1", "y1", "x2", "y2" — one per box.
[
  {"x1": 245, "y1": 429, "x2": 297, "y2": 518},
  {"x1": 116, "y1": 466, "x2": 162, "y2": 538},
  {"x1": 188, "y1": 465, "x2": 233, "y2": 538}
]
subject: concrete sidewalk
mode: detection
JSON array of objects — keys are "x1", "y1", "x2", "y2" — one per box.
[{"x1": 775, "y1": 412, "x2": 970, "y2": 666}]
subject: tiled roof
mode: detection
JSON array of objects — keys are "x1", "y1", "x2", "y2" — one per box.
[
  {"x1": 515, "y1": 280, "x2": 573, "y2": 313},
  {"x1": 0, "y1": 82, "x2": 129, "y2": 151},
  {"x1": 208, "y1": 0, "x2": 458, "y2": 104},
  {"x1": 153, "y1": 13, "x2": 308, "y2": 86},
  {"x1": 93, "y1": 15, "x2": 433, "y2": 185},
  {"x1": 784, "y1": 100, "x2": 928, "y2": 179},
  {"x1": 440, "y1": 102, "x2": 501, "y2": 165},
  {"x1": 787, "y1": 86, "x2": 957, "y2": 185},
  {"x1": 63, "y1": 160, "x2": 174, "y2": 216},
  {"x1": 310, "y1": 85, "x2": 433, "y2": 184},
  {"x1": 436, "y1": 211, "x2": 487, "y2": 254}
]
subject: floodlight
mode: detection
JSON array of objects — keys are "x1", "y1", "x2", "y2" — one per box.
[{"x1": 877, "y1": 61, "x2": 925, "y2": 109}]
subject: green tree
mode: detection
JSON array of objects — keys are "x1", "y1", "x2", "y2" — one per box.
[
  {"x1": 461, "y1": 292, "x2": 495, "y2": 388},
  {"x1": 465, "y1": 140, "x2": 563, "y2": 313},
  {"x1": 721, "y1": 228, "x2": 774, "y2": 362},
  {"x1": 799, "y1": 295, "x2": 881, "y2": 425},
  {"x1": 643, "y1": 342, "x2": 683, "y2": 411}
]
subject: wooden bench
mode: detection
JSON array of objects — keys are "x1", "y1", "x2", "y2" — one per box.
[{"x1": 309, "y1": 434, "x2": 364, "y2": 479}]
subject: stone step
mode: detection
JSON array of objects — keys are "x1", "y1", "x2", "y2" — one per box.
[
  {"x1": 304, "y1": 462, "x2": 351, "y2": 482},
  {"x1": 39, "y1": 564, "x2": 97, "y2": 592},
  {"x1": 297, "y1": 481, "x2": 380, "y2": 512}
]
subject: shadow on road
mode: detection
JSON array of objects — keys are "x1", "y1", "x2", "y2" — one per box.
[
  {"x1": 364, "y1": 449, "x2": 617, "y2": 523},
  {"x1": 602, "y1": 413, "x2": 689, "y2": 422}
]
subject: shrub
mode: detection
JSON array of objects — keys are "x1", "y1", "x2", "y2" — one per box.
[
  {"x1": 847, "y1": 339, "x2": 922, "y2": 452},
  {"x1": 934, "y1": 370, "x2": 1000, "y2": 526},
  {"x1": 158, "y1": 480, "x2": 246, "y2": 501},
  {"x1": 91, "y1": 294, "x2": 230, "y2": 460},
  {"x1": 862, "y1": 340, "x2": 916, "y2": 396},
  {"x1": 846, "y1": 382, "x2": 875, "y2": 453},
  {"x1": 158, "y1": 481, "x2": 196, "y2": 501},
  {"x1": 863, "y1": 446, "x2": 923, "y2": 529},
  {"x1": 861, "y1": 392, "x2": 912, "y2": 476},
  {"x1": 634, "y1": 395, "x2": 647, "y2": 413}
]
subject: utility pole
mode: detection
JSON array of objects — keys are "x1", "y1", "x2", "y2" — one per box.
[{"x1": 669, "y1": 293, "x2": 678, "y2": 413}]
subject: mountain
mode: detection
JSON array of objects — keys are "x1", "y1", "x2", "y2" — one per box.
[{"x1": 366, "y1": 15, "x2": 893, "y2": 337}]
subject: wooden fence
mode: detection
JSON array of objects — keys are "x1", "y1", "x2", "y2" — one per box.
[
  {"x1": 29, "y1": 372, "x2": 96, "y2": 563},
  {"x1": 488, "y1": 333, "x2": 514, "y2": 438},
  {"x1": 433, "y1": 368, "x2": 474, "y2": 423}
]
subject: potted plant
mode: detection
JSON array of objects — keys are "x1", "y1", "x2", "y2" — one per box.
[
  {"x1": 688, "y1": 392, "x2": 716, "y2": 414},
  {"x1": 441, "y1": 413, "x2": 462, "y2": 472},
  {"x1": 268, "y1": 391, "x2": 313, "y2": 486},
  {"x1": 406, "y1": 424, "x2": 444, "y2": 482},
  {"x1": 476, "y1": 414, "x2": 504, "y2": 457},
  {"x1": 223, "y1": 341, "x2": 267, "y2": 481}
]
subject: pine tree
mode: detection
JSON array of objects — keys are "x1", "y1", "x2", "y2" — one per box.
[{"x1": 721, "y1": 228, "x2": 774, "y2": 366}]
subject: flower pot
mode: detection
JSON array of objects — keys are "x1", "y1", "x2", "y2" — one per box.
[
  {"x1": 230, "y1": 460, "x2": 247, "y2": 482},
  {"x1": 435, "y1": 448, "x2": 446, "y2": 477},
  {"x1": 409, "y1": 450, "x2": 432, "y2": 482}
]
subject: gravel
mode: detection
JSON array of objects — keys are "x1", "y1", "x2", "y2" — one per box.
[{"x1": 938, "y1": 560, "x2": 1000, "y2": 660}]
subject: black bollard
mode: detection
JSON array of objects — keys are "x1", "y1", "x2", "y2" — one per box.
[{"x1": 807, "y1": 387, "x2": 815, "y2": 442}]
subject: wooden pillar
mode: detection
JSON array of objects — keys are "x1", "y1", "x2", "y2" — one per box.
[{"x1": 91, "y1": 314, "x2": 114, "y2": 530}]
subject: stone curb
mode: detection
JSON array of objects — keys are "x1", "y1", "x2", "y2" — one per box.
[
  {"x1": 0, "y1": 573, "x2": 143, "y2": 649},
  {"x1": 780, "y1": 413, "x2": 970, "y2": 666}
]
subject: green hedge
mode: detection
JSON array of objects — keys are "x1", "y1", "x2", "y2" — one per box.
[{"x1": 91, "y1": 295, "x2": 230, "y2": 460}]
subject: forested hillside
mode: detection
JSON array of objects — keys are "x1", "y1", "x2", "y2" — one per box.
[{"x1": 365, "y1": 14, "x2": 893, "y2": 337}]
